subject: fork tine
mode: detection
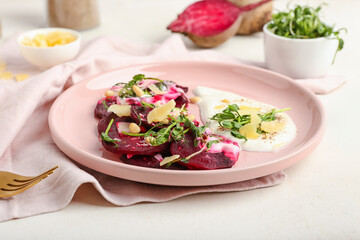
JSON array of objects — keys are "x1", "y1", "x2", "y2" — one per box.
[
  {"x1": 12, "y1": 166, "x2": 59, "y2": 183},
  {"x1": 9, "y1": 166, "x2": 59, "y2": 187},
  {"x1": 0, "y1": 178, "x2": 44, "y2": 198},
  {"x1": 1, "y1": 170, "x2": 55, "y2": 192},
  {"x1": 5, "y1": 168, "x2": 57, "y2": 188}
]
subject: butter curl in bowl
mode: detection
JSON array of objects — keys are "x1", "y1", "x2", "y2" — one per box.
[{"x1": 17, "y1": 28, "x2": 81, "y2": 69}]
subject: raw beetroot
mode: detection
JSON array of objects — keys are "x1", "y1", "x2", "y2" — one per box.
[
  {"x1": 168, "y1": 0, "x2": 241, "y2": 37},
  {"x1": 167, "y1": 0, "x2": 272, "y2": 47}
]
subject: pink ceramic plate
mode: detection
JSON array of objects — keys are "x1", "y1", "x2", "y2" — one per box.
[{"x1": 49, "y1": 62, "x2": 325, "y2": 186}]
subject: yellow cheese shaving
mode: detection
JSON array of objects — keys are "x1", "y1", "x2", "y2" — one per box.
[
  {"x1": 148, "y1": 84, "x2": 165, "y2": 95},
  {"x1": 239, "y1": 105, "x2": 262, "y2": 111},
  {"x1": 261, "y1": 120, "x2": 285, "y2": 133},
  {"x1": 214, "y1": 104, "x2": 226, "y2": 110},
  {"x1": 22, "y1": 31, "x2": 77, "y2": 47},
  {"x1": 15, "y1": 74, "x2": 29, "y2": 82},
  {"x1": 250, "y1": 113, "x2": 262, "y2": 126},
  {"x1": 107, "y1": 104, "x2": 131, "y2": 117},
  {"x1": 0, "y1": 71, "x2": 13, "y2": 80},
  {"x1": 160, "y1": 155, "x2": 180, "y2": 166},
  {"x1": 238, "y1": 109, "x2": 258, "y2": 115},
  {"x1": 239, "y1": 123, "x2": 260, "y2": 139},
  {"x1": 147, "y1": 99, "x2": 176, "y2": 123},
  {"x1": 0, "y1": 62, "x2": 6, "y2": 72}
]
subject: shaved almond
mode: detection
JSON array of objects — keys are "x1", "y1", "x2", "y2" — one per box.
[
  {"x1": 147, "y1": 99, "x2": 176, "y2": 123},
  {"x1": 107, "y1": 104, "x2": 131, "y2": 117},
  {"x1": 160, "y1": 155, "x2": 180, "y2": 166}
]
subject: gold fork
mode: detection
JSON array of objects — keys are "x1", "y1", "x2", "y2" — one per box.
[{"x1": 0, "y1": 166, "x2": 58, "y2": 198}]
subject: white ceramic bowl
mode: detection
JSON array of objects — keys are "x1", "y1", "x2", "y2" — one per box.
[
  {"x1": 263, "y1": 22, "x2": 338, "y2": 79},
  {"x1": 17, "y1": 28, "x2": 81, "y2": 69}
]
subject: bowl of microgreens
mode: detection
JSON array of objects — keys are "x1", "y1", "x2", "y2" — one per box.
[{"x1": 263, "y1": 4, "x2": 346, "y2": 79}]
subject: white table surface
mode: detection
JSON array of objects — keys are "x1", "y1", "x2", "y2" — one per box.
[{"x1": 1, "y1": 0, "x2": 359, "y2": 239}]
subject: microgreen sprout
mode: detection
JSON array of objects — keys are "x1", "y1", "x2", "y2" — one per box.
[{"x1": 267, "y1": 4, "x2": 346, "y2": 63}]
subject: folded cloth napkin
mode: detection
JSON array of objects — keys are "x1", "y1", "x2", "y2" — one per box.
[{"x1": 0, "y1": 33, "x2": 341, "y2": 222}]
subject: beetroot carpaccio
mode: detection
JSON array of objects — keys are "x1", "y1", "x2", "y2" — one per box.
[{"x1": 94, "y1": 74, "x2": 240, "y2": 170}]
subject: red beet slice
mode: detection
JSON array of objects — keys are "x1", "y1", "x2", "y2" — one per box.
[
  {"x1": 168, "y1": 0, "x2": 241, "y2": 37},
  {"x1": 167, "y1": 0, "x2": 271, "y2": 47},
  {"x1": 175, "y1": 92, "x2": 189, "y2": 108},
  {"x1": 97, "y1": 113, "x2": 132, "y2": 135},
  {"x1": 130, "y1": 105, "x2": 164, "y2": 129},
  {"x1": 120, "y1": 155, "x2": 161, "y2": 168},
  {"x1": 170, "y1": 132, "x2": 238, "y2": 170},
  {"x1": 98, "y1": 113, "x2": 170, "y2": 155},
  {"x1": 175, "y1": 84, "x2": 188, "y2": 93},
  {"x1": 120, "y1": 154, "x2": 188, "y2": 170},
  {"x1": 94, "y1": 96, "x2": 117, "y2": 119}
]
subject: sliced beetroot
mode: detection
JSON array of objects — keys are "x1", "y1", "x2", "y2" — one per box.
[
  {"x1": 130, "y1": 105, "x2": 152, "y2": 128},
  {"x1": 170, "y1": 132, "x2": 238, "y2": 170},
  {"x1": 94, "y1": 97, "x2": 117, "y2": 119},
  {"x1": 175, "y1": 92, "x2": 189, "y2": 108},
  {"x1": 102, "y1": 135, "x2": 170, "y2": 156},
  {"x1": 175, "y1": 84, "x2": 188, "y2": 93},
  {"x1": 168, "y1": 0, "x2": 241, "y2": 37},
  {"x1": 120, "y1": 155, "x2": 161, "y2": 168},
  {"x1": 97, "y1": 113, "x2": 133, "y2": 136},
  {"x1": 119, "y1": 154, "x2": 188, "y2": 170},
  {"x1": 130, "y1": 105, "x2": 166, "y2": 129},
  {"x1": 98, "y1": 113, "x2": 170, "y2": 156},
  {"x1": 167, "y1": 0, "x2": 271, "y2": 47}
]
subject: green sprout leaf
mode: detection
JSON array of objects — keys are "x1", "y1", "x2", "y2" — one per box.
[
  {"x1": 268, "y1": 4, "x2": 347, "y2": 63},
  {"x1": 210, "y1": 104, "x2": 291, "y2": 141},
  {"x1": 100, "y1": 118, "x2": 119, "y2": 147}
]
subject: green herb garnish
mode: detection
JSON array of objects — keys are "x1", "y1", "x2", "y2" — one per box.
[
  {"x1": 268, "y1": 4, "x2": 346, "y2": 63},
  {"x1": 121, "y1": 107, "x2": 190, "y2": 146},
  {"x1": 210, "y1": 104, "x2": 291, "y2": 141},
  {"x1": 100, "y1": 118, "x2": 119, "y2": 147},
  {"x1": 141, "y1": 101, "x2": 155, "y2": 109},
  {"x1": 117, "y1": 74, "x2": 166, "y2": 98},
  {"x1": 101, "y1": 99, "x2": 109, "y2": 109}
]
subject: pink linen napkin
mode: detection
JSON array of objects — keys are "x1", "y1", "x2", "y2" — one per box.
[{"x1": 0, "y1": 33, "x2": 339, "y2": 222}]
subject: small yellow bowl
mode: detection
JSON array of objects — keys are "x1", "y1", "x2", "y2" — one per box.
[{"x1": 17, "y1": 28, "x2": 81, "y2": 69}]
